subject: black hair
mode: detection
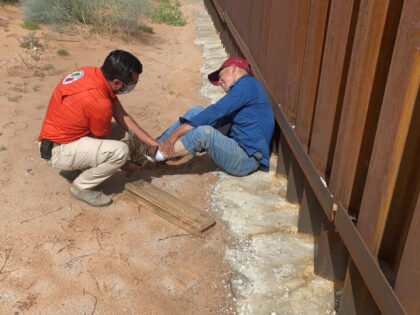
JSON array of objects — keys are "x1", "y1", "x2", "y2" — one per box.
[{"x1": 101, "y1": 50, "x2": 142, "y2": 84}]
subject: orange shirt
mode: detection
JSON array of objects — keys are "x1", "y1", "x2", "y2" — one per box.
[{"x1": 38, "y1": 67, "x2": 118, "y2": 143}]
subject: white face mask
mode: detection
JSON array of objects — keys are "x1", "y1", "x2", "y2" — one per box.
[{"x1": 118, "y1": 83, "x2": 136, "y2": 95}]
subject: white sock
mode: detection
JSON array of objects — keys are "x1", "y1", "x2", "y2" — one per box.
[
  {"x1": 146, "y1": 150, "x2": 166, "y2": 162},
  {"x1": 155, "y1": 150, "x2": 166, "y2": 161}
]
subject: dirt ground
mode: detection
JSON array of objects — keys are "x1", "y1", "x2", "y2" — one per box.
[{"x1": 0, "y1": 2, "x2": 235, "y2": 314}]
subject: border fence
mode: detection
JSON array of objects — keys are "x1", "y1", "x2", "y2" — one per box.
[{"x1": 204, "y1": 0, "x2": 420, "y2": 314}]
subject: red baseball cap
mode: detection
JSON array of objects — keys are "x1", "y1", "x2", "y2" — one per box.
[{"x1": 208, "y1": 57, "x2": 250, "y2": 86}]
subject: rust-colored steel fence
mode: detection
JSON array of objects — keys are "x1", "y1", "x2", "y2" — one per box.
[{"x1": 205, "y1": 0, "x2": 420, "y2": 314}]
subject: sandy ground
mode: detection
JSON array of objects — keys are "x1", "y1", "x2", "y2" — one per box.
[{"x1": 0, "y1": 2, "x2": 235, "y2": 314}]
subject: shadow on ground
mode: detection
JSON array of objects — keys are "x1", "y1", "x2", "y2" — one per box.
[{"x1": 100, "y1": 154, "x2": 218, "y2": 195}]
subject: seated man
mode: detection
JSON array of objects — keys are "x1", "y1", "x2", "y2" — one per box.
[
  {"x1": 130, "y1": 57, "x2": 274, "y2": 176},
  {"x1": 38, "y1": 50, "x2": 158, "y2": 207}
]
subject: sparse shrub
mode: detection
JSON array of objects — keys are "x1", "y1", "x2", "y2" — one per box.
[
  {"x1": 32, "y1": 85, "x2": 40, "y2": 91},
  {"x1": 0, "y1": 146, "x2": 6, "y2": 152},
  {"x1": 42, "y1": 63, "x2": 54, "y2": 70},
  {"x1": 31, "y1": 54, "x2": 40, "y2": 61},
  {"x1": 1, "y1": 0, "x2": 20, "y2": 6},
  {"x1": 57, "y1": 49, "x2": 69, "y2": 56},
  {"x1": 149, "y1": 0, "x2": 186, "y2": 26},
  {"x1": 13, "y1": 84, "x2": 26, "y2": 93},
  {"x1": 19, "y1": 33, "x2": 42, "y2": 49},
  {"x1": 22, "y1": 20, "x2": 40, "y2": 30},
  {"x1": 139, "y1": 24, "x2": 154, "y2": 34},
  {"x1": 21, "y1": 0, "x2": 150, "y2": 34},
  {"x1": 7, "y1": 96, "x2": 21, "y2": 102},
  {"x1": 34, "y1": 70, "x2": 45, "y2": 78}
]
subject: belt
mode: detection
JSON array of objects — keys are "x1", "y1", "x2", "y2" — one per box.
[{"x1": 39, "y1": 139, "x2": 61, "y2": 160}]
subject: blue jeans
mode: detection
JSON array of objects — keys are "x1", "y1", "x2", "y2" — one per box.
[{"x1": 157, "y1": 105, "x2": 259, "y2": 176}]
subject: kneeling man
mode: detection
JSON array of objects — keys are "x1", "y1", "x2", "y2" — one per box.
[{"x1": 38, "y1": 50, "x2": 158, "y2": 207}]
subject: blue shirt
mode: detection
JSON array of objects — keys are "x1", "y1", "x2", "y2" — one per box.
[{"x1": 181, "y1": 75, "x2": 274, "y2": 167}]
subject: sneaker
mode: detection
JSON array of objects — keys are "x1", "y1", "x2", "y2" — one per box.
[
  {"x1": 69, "y1": 185, "x2": 112, "y2": 207},
  {"x1": 128, "y1": 131, "x2": 158, "y2": 165}
]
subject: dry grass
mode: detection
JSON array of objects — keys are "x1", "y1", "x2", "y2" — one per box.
[{"x1": 21, "y1": 0, "x2": 150, "y2": 35}]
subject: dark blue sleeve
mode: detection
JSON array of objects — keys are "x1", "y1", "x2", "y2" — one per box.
[{"x1": 181, "y1": 80, "x2": 255, "y2": 127}]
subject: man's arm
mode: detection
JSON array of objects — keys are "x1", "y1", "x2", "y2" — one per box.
[
  {"x1": 161, "y1": 123, "x2": 193, "y2": 156},
  {"x1": 112, "y1": 99, "x2": 158, "y2": 146},
  {"x1": 181, "y1": 80, "x2": 253, "y2": 128}
]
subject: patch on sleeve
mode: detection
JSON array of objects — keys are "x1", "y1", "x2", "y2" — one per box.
[{"x1": 62, "y1": 70, "x2": 85, "y2": 85}]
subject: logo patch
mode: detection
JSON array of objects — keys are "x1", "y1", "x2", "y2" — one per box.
[{"x1": 62, "y1": 70, "x2": 85, "y2": 85}]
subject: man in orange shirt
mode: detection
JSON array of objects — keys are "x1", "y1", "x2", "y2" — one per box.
[{"x1": 38, "y1": 50, "x2": 158, "y2": 207}]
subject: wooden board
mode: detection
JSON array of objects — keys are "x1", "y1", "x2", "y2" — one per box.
[{"x1": 126, "y1": 180, "x2": 215, "y2": 235}]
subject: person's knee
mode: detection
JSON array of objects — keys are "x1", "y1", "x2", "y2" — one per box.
[
  {"x1": 195, "y1": 125, "x2": 215, "y2": 148},
  {"x1": 196, "y1": 125, "x2": 214, "y2": 136},
  {"x1": 112, "y1": 142, "x2": 130, "y2": 165}
]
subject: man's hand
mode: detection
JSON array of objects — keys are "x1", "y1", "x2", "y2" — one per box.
[
  {"x1": 159, "y1": 124, "x2": 193, "y2": 157},
  {"x1": 160, "y1": 133, "x2": 178, "y2": 157}
]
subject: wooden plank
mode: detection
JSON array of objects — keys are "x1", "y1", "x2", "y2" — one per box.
[
  {"x1": 394, "y1": 194, "x2": 420, "y2": 315},
  {"x1": 309, "y1": 0, "x2": 359, "y2": 175},
  {"x1": 295, "y1": 0, "x2": 330, "y2": 149},
  {"x1": 126, "y1": 191, "x2": 201, "y2": 236},
  {"x1": 126, "y1": 181, "x2": 215, "y2": 233}
]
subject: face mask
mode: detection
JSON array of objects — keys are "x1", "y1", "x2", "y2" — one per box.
[{"x1": 118, "y1": 83, "x2": 136, "y2": 95}]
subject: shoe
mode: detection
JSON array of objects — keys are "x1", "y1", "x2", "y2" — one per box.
[
  {"x1": 128, "y1": 131, "x2": 158, "y2": 165},
  {"x1": 59, "y1": 170, "x2": 82, "y2": 183},
  {"x1": 69, "y1": 185, "x2": 112, "y2": 207}
]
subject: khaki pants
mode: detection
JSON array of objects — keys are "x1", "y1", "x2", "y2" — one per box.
[{"x1": 40, "y1": 125, "x2": 129, "y2": 190}]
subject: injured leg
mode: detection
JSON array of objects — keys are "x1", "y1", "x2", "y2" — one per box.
[{"x1": 148, "y1": 140, "x2": 189, "y2": 162}]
